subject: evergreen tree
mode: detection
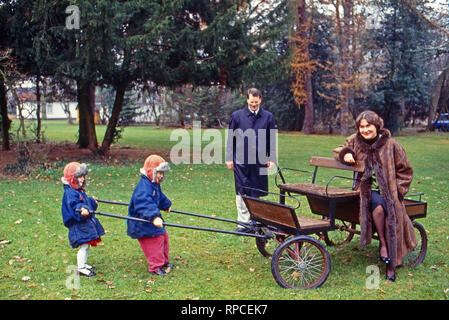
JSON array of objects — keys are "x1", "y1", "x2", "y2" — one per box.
[{"x1": 367, "y1": 0, "x2": 434, "y2": 133}]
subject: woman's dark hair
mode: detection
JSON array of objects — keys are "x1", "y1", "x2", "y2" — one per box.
[
  {"x1": 355, "y1": 110, "x2": 384, "y2": 131},
  {"x1": 247, "y1": 88, "x2": 262, "y2": 99}
]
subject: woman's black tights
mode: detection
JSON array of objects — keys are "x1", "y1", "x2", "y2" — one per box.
[{"x1": 372, "y1": 205, "x2": 395, "y2": 277}]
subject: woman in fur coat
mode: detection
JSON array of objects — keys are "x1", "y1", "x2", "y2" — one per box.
[{"x1": 333, "y1": 111, "x2": 417, "y2": 281}]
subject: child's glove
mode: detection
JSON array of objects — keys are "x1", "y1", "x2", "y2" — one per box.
[{"x1": 153, "y1": 217, "x2": 163, "y2": 228}]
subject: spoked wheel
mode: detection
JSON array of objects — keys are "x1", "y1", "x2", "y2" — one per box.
[
  {"x1": 271, "y1": 236, "x2": 331, "y2": 289},
  {"x1": 402, "y1": 221, "x2": 427, "y2": 268},
  {"x1": 256, "y1": 227, "x2": 291, "y2": 257},
  {"x1": 323, "y1": 220, "x2": 356, "y2": 246}
]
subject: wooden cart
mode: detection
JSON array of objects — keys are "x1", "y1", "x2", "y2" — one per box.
[{"x1": 242, "y1": 157, "x2": 427, "y2": 289}]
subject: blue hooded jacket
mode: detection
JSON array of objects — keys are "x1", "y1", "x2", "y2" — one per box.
[
  {"x1": 127, "y1": 174, "x2": 172, "y2": 239},
  {"x1": 61, "y1": 185, "x2": 105, "y2": 248}
]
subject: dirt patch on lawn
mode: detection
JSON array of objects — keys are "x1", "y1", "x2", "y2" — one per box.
[{"x1": 0, "y1": 141, "x2": 166, "y2": 177}]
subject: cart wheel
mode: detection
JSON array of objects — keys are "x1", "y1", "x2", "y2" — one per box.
[
  {"x1": 271, "y1": 236, "x2": 331, "y2": 289},
  {"x1": 256, "y1": 227, "x2": 290, "y2": 257},
  {"x1": 323, "y1": 220, "x2": 356, "y2": 246},
  {"x1": 402, "y1": 221, "x2": 427, "y2": 268}
]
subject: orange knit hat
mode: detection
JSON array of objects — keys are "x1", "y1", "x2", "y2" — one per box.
[
  {"x1": 62, "y1": 162, "x2": 89, "y2": 189},
  {"x1": 143, "y1": 155, "x2": 170, "y2": 183}
]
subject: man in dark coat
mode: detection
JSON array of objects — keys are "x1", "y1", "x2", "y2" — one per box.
[{"x1": 226, "y1": 88, "x2": 277, "y2": 232}]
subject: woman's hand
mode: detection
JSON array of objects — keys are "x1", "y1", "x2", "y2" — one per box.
[
  {"x1": 80, "y1": 208, "x2": 90, "y2": 216},
  {"x1": 343, "y1": 153, "x2": 356, "y2": 164}
]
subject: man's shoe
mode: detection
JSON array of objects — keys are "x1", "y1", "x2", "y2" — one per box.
[
  {"x1": 150, "y1": 268, "x2": 167, "y2": 276},
  {"x1": 78, "y1": 268, "x2": 96, "y2": 277},
  {"x1": 85, "y1": 264, "x2": 96, "y2": 271}
]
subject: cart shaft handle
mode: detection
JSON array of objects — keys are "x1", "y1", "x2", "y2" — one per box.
[
  {"x1": 89, "y1": 210, "x2": 267, "y2": 239},
  {"x1": 97, "y1": 199, "x2": 250, "y2": 228}
]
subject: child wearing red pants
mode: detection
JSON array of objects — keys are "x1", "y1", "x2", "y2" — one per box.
[{"x1": 127, "y1": 155, "x2": 172, "y2": 276}]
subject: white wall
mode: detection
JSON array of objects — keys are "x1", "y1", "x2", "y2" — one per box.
[{"x1": 17, "y1": 102, "x2": 78, "y2": 120}]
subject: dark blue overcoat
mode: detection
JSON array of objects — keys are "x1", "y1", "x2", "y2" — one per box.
[
  {"x1": 61, "y1": 185, "x2": 105, "y2": 248},
  {"x1": 226, "y1": 107, "x2": 276, "y2": 197},
  {"x1": 127, "y1": 175, "x2": 172, "y2": 239}
]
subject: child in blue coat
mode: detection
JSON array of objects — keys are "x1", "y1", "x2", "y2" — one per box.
[
  {"x1": 61, "y1": 162, "x2": 104, "y2": 277},
  {"x1": 127, "y1": 155, "x2": 172, "y2": 276}
]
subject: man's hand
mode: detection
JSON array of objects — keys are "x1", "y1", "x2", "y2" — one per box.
[
  {"x1": 153, "y1": 217, "x2": 163, "y2": 228},
  {"x1": 343, "y1": 153, "x2": 356, "y2": 164},
  {"x1": 80, "y1": 208, "x2": 90, "y2": 216},
  {"x1": 226, "y1": 161, "x2": 234, "y2": 170},
  {"x1": 267, "y1": 161, "x2": 275, "y2": 169}
]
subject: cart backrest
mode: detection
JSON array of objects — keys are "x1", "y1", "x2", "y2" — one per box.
[
  {"x1": 242, "y1": 195, "x2": 300, "y2": 233},
  {"x1": 309, "y1": 156, "x2": 364, "y2": 187},
  {"x1": 310, "y1": 156, "x2": 365, "y2": 172}
]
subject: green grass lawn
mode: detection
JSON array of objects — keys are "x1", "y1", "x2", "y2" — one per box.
[{"x1": 1, "y1": 121, "x2": 448, "y2": 300}]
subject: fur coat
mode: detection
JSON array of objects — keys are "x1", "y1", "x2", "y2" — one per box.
[{"x1": 333, "y1": 128, "x2": 417, "y2": 268}]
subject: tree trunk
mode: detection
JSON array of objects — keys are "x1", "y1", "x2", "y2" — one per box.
[
  {"x1": 35, "y1": 73, "x2": 42, "y2": 143},
  {"x1": 428, "y1": 67, "x2": 449, "y2": 131},
  {"x1": 293, "y1": 107, "x2": 304, "y2": 131},
  {"x1": 215, "y1": 67, "x2": 229, "y2": 128},
  {"x1": 99, "y1": 83, "x2": 126, "y2": 155},
  {"x1": 0, "y1": 80, "x2": 11, "y2": 151},
  {"x1": 303, "y1": 70, "x2": 314, "y2": 133},
  {"x1": 77, "y1": 80, "x2": 98, "y2": 151},
  {"x1": 339, "y1": 0, "x2": 353, "y2": 136},
  {"x1": 298, "y1": 0, "x2": 314, "y2": 134}
]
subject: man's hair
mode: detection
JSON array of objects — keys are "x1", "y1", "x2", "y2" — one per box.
[
  {"x1": 355, "y1": 110, "x2": 384, "y2": 131},
  {"x1": 247, "y1": 88, "x2": 262, "y2": 99}
]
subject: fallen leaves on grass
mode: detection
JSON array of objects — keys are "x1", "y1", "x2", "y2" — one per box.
[
  {"x1": 96, "y1": 278, "x2": 115, "y2": 289},
  {"x1": 96, "y1": 278, "x2": 113, "y2": 285},
  {"x1": 21, "y1": 276, "x2": 31, "y2": 282},
  {"x1": 9, "y1": 256, "x2": 32, "y2": 265},
  {"x1": 174, "y1": 256, "x2": 188, "y2": 265}
]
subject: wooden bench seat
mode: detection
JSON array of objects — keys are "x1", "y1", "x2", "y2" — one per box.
[
  {"x1": 297, "y1": 216, "x2": 330, "y2": 229},
  {"x1": 278, "y1": 183, "x2": 359, "y2": 199}
]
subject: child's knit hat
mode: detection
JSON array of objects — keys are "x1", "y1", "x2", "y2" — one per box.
[
  {"x1": 140, "y1": 155, "x2": 170, "y2": 183},
  {"x1": 61, "y1": 162, "x2": 89, "y2": 189}
]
